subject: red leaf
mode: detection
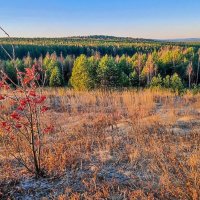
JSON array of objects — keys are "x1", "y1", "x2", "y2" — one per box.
[
  {"x1": 10, "y1": 111, "x2": 20, "y2": 120},
  {"x1": 29, "y1": 90, "x2": 36, "y2": 97},
  {"x1": 41, "y1": 106, "x2": 49, "y2": 113},
  {"x1": 0, "y1": 82, "x2": 4, "y2": 88},
  {"x1": 1, "y1": 121, "x2": 7, "y2": 127},
  {"x1": 20, "y1": 99, "x2": 27, "y2": 106},
  {"x1": 34, "y1": 95, "x2": 46, "y2": 104},
  {"x1": 43, "y1": 125, "x2": 54, "y2": 134},
  {"x1": 0, "y1": 95, "x2": 5, "y2": 100},
  {"x1": 15, "y1": 124, "x2": 22, "y2": 129},
  {"x1": 17, "y1": 106, "x2": 25, "y2": 111}
]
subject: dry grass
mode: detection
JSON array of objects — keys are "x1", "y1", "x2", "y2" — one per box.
[{"x1": 0, "y1": 89, "x2": 199, "y2": 199}]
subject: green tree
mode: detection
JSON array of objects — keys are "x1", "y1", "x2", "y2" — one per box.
[
  {"x1": 63, "y1": 55, "x2": 74, "y2": 84},
  {"x1": 170, "y1": 73, "x2": 184, "y2": 94},
  {"x1": 97, "y1": 55, "x2": 121, "y2": 88},
  {"x1": 43, "y1": 53, "x2": 61, "y2": 86},
  {"x1": 163, "y1": 75, "x2": 171, "y2": 88},
  {"x1": 150, "y1": 74, "x2": 162, "y2": 88},
  {"x1": 87, "y1": 56, "x2": 99, "y2": 88},
  {"x1": 49, "y1": 66, "x2": 63, "y2": 87},
  {"x1": 117, "y1": 55, "x2": 132, "y2": 87},
  {"x1": 129, "y1": 70, "x2": 139, "y2": 87},
  {"x1": 4, "y1": 60, "x2": 17, "y2": 83},
  {"x1": 118, "y1": 55, "x2": 132, "y2": 76},
  {"x1": 70, "y1": 55, "x2": 94, "y2": 90},
  {"x1": 3, "y1": 59, "x2": 25, "y2": 85}
]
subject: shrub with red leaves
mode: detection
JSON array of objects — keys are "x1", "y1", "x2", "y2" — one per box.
[{"x1": 0, "y1": 64, "x2": 52, "y2": 177}]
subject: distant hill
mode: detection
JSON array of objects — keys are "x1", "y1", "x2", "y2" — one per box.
[
  {"x1": 0, "y1": 35, "x2": 157, "y2": 44},
  {"x1": 0, "y1": 35, "x2": 200, "y2": 52},
  {"x1": 162, "y1": 38, "x2": 200, "y2": 43},
  {"x1": 1, "y1": 35, "x2": 200, "y2": 43},
  {"x1": 74, "y1": 35, "x2": 156, "y2": 42}
]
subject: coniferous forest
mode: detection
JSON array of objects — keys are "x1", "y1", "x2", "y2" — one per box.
[{"x1": 1, "y1": 36, "x2": 200, "y2": 92}]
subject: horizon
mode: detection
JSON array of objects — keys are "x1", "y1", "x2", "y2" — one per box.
[
  {"x1": 0, "y1": 0, "x2": 200, "y2": 39},
  {"x1": 0, "y1": 35, "x2": 200, "y2": 40}
]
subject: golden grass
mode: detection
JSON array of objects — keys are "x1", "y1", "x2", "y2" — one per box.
[{"x1": 0, "y1": 89, "x2": 199, "y2": 199}]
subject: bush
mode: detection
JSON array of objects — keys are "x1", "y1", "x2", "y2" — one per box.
[{"x1": 0, "y1": 65, "x2": 52, "y2": 177}]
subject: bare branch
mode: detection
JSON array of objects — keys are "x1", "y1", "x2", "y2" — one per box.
[{"x1": 0, "y1": 26, "x2": 15, "y2": 60}]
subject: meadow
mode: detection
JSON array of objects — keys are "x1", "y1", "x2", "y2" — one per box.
[{"x1": 0, "y1": 88, "x2": 199, "y2": 199}]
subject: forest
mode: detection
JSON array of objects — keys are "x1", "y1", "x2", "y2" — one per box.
[{"x1": 0, "y1": 36, "x2": 200, "y2": 93}]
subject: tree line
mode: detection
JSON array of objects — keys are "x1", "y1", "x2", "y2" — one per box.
[
  {"x1": 0, "y1": 36, "x2": 200, "y2": 60},
  {"x1": 0, "y1": 46, "x2": 200, "y2": 93},
  {"x1": 0, "y1": 44, "x2": 160, "y2": 60}
]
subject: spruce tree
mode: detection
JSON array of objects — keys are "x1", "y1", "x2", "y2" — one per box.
[
  {"x1": 70, "y1": 55, "x2": 94, "y2": 90},
  {"x1": 49, "y1": 66, "x2": 63, "y2": 87}
]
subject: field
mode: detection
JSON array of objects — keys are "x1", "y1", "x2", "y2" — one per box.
[{"x1": 0, "y1": 89, "x2": 199, "y2": 199}]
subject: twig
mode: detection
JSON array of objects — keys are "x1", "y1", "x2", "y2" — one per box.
[{"x1": 0, "y1": 26, "x2": 15, "y2": 60}]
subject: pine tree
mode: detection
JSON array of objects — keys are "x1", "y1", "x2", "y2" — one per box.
[
  {"x1": 170, "y1": 73, "x2": 184, "y2": 94},
  {"x1": 70, "y1": 55, "x2": 94, "y2": 90},
  {"x1": 163, "y1": 75, "x2": 171, "y2": 88},
  {"x1": 150, "y1": 74, "x2": 162, "y2": 88},
  {"x1": 49, "y1": 66, "x2": 63, "y2": 87},
  {"x1": 97, "y1": 55, "x2": 121, "y2": 88}
]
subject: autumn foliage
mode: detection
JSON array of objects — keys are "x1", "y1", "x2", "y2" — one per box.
[{"x1": 0, "y1": 64, "x2": 53, "y2": 177}]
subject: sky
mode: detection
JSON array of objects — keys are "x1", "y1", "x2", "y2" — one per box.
[{"x1": 0, "y1": 0, "x2": 200, "y2": 39}]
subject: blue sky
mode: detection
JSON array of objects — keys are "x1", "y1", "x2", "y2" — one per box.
[{"x1": 0, "y1": 0, "x2": 200, "y2": 39}]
